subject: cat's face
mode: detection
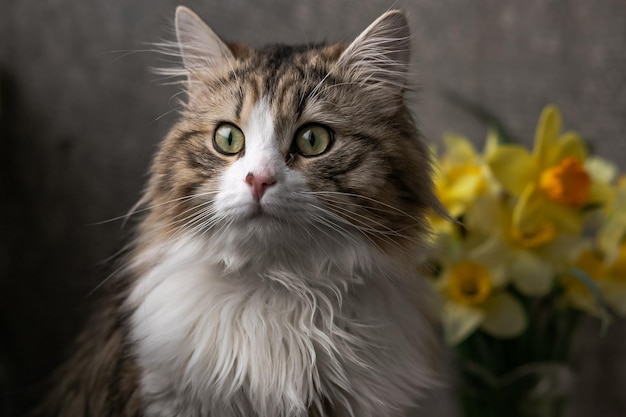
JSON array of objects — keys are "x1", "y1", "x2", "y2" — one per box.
[{"x1": 144, "y1": 8, "x2": 439, "y2": 266}]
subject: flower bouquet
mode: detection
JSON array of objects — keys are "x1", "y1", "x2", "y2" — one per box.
[{"x1": 426, "y1": 105, "x2": 626, "y2": 417}]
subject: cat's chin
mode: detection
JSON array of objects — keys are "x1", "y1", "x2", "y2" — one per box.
[
  {"x1": 219, "y1": 206, "x2": 294, "y2": 239},
  {"x1": 206, "y1": 209, "x2": 362, "y2": 268},
  {"x1": 226, "y1": 200, "x2": 301, "y2": 226}
]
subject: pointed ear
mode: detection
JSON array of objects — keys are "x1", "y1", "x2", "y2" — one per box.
[
  {"x1": 336, "y1": 10, "x2": 411, "y2": 93},
  {"x1": 175, "y1": 6, "x2": 233, "y2": 75}
]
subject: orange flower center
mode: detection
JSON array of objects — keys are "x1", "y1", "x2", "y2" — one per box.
[
  {"x1": 448, "y1": 262, "x2": 493, "y2": 305},
  {"x1": 539, "y1": 157, "x2": 591, "y2": 206}
]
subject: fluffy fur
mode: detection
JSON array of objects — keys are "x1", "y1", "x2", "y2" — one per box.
[{"x1": 39, "y1": 6, "x2": 443, "y2": 417}]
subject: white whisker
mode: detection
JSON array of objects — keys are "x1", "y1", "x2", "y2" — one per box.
[
  {"x1": 303, "y1": 190, "x2": 420, "y2": 222},
  {"x1": 88, "y1": 191, "x2": 219, "y2": 226}
]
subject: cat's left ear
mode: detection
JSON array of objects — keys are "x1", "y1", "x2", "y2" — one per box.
[
  {"x1": 175, "y1": 6, "x2": 233, "y2": 77},
  {"x1": 337, "y1": 10, "x2": 411, "y2": 95}
]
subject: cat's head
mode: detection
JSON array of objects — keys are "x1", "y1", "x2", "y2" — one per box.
[{"x1": 143, "y1": 7, "x2": 441, "y2": 269}]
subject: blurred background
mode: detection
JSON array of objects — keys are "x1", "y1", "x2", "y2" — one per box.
[{"x1": 1, "y1": 0, "x2": 625, "y2": 416}]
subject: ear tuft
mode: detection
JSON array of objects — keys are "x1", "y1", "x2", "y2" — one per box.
[
  {"x1": 175, "y1": 6, "x2": 233, "y2": 74},
  {"x1": 337, "y1": 10, "x2": 411, "y2": 93}
]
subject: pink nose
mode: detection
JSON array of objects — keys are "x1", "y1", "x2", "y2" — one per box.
[{"x1": 245, "y1": 172, "x2": 276, "y2": 202}]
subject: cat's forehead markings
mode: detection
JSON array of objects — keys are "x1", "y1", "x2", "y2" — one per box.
[{"x1": 299, "y1": 98, "x2": 328, "y2": 125}]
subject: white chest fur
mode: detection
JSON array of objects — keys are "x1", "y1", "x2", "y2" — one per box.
[{"x1": 127, "y1": 236, "x2": 438, "y2": 417}]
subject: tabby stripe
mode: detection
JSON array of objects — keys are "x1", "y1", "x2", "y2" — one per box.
[
  {"x1": 234, "y1": 86, "x2": 245, "y2": 120},
  {"x1": 387, "y1": 167, "x2": 419, "y2": 204},
  {"x1": 273, "y1": 76, "x2": 300, "y2": 106},
  {"x1": 174, "y1": 129, "x2": 210, "y2": 144},
  {"x1": 180, "y1": 181, "x2": 206, "y2": 199},
  {"x1": 325, "y1": 151, "x2": 367, "y2": 178},
  {"x1": 295, "y1": 85, "x2": 313, "y2": 119},
  {"x1": 351, "y1": 132, "x2": 381, "y2": 148}
]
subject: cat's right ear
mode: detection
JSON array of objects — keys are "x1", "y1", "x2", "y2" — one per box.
[
  {"x1": 335, "y1": 10, "x2": 411, "y2": 97},
  {"x1": 175, "y1": 6, "x2": 233, "y2": 77}
]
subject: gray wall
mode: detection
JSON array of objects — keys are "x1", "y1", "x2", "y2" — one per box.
[{"x1": 1, "y1": 0, "x2": 625, "y2": 416}]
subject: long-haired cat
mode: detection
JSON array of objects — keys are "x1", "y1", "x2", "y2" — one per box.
[{"x1": 39, "y1": 6, "x2": 443, "y2": 417}]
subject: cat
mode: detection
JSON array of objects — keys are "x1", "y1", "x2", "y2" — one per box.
[{"x1": 38, "y1": 6, "x2": 443, "y2": 417}]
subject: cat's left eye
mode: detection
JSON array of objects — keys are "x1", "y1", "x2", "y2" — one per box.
[
  {"x1": 294, "y1": 124, "x2": 333, "y2": 157},
  {"x1": 213, "y1": 123, "x2": 245, "y2": 155}
]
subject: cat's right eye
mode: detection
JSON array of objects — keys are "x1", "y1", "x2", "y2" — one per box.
[
  {"x1": 213, "y1": 123, "x2": 245, "y2": 155},
  {"x1": 294, "y1": 124, "x2": 333, "y2": 157}
]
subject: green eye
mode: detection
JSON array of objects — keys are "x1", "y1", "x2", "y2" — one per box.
[
  {"x1": 294, "y1": 124, "x2": 333, "y2": 156},
  {"x1": 213, "y1": 123, "x2": 245, "y2": 155}
]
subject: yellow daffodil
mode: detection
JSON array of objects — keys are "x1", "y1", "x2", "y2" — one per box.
[
  {"x1": 598, "y1": 176, "x2": 626, "y2": 262},
  {"x1": 564, "y1": 177, "x2": 626, "y2": 316},
  {"x1": 424, "y1": 103, "x2": 624, "y2": 352},
  {"x1": 563, "y1": 243, "x2": 626, "y2": 316},
  {"x1": 435, "y1": 236, "x2": 527, "y2": 345},
  {"x1": 487, "y1": 105, "x2": 606, "y2": 235},
  {"x1": 434, "y1": 134, "x2": 488, "y2": 219},
  {"x1": 429, "y1": 132, "x2": 500, "y2": 238},
  {"x1": 463, "y1": 190, "x2": 585, "y2": 297}
]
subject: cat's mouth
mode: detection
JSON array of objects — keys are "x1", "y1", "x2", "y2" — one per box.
[
  {"x1": 220, "y1": 198, "x2": 298, "y2": 227},
  {"x1": 245, "y1": 203, "x2": 275, "y2": 221},
  {"x1": 242, "y1": 202, "x2": 291, "y2": 225}
]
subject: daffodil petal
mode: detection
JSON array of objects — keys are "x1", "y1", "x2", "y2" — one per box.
[
  {"x1": 541, "y1": 200, "x2": 584, "y2": 234},
  {"x1": 487, "y1": 146, "x2": 536, "y2": 195},
  {"x1": 534, "y1": 105, "x2": 562, "y2": 168},
  {"x1": 444, "y1": 134, "x2": 479, "y2": 164},
  {"x1": 446, "y1": 174, "x2": 484, "y2": 203},
  {"x1": 598, "y1": 219, "x2": 626, "y2": 262},
  {"x1": 539, "y1": 233, "x2": 587, "y2": 264},
  {"x1": 466, "y1": 236, "x2": 509, "y2": 287},
  {"x1": 445, "y1": 203, "x2": 466, "y2": 219},
  {"x1": 585, "y1": 156, "x2": 617, "y2": 184},
  {"x1": 548, "y1": 131, "x2": 587, "y2": 166},
  {"x1": 613, "y1": 178, "x2": 626, "y2": 209},
  {"x1": 514, "y1": 185, "x2": 583, "y2": 235},
  {"x1": 484, "y1": 128, "x2": 500, "y2": 156},
  {"x1": 464, "y1": 193, "x2": 501, "y2": 235},
  {"x1": 513, "y1": 185, "x2": 544, "y2": 231},
  {"x1": 443, "y1": 302, "x2": 485, "y2": 345},
  {"x1": 589, "y1": 180, "x2": 614, "y2": 207},
  {"x1": 480, "y1": 293, "x2": 527, "y2": 339},
  {"x1": 509, "y1": 251, "x2": 554, "y2": 296}
]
